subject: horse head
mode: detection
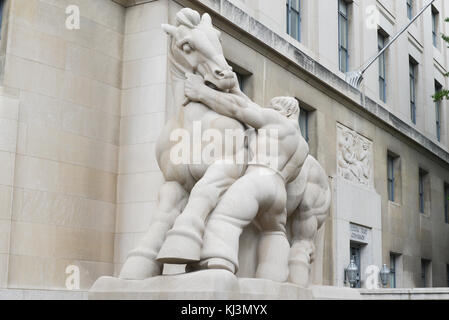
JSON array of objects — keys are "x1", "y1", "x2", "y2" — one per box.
[{"x1": 162, "y1": 8, "x2": 236, "y2": 91}]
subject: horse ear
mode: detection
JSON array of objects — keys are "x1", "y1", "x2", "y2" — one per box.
[
  {"x1": 161, "y1": 24, "x2": 177, "y2": 36},
  {"x1": 201, "y1": 13, "x2": 212, "y2": 26}
]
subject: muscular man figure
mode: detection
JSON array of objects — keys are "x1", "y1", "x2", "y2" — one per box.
[{"x1": 158, "y1": 73, "x2": 309, "y2": 281}]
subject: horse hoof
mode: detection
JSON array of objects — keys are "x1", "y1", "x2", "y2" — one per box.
[
  {"x1": 288, "y1": 257, "x2": 310, "y2": 288},
  {"x1": 119, "y1": 255, "x2": 162, "y2": 280}
]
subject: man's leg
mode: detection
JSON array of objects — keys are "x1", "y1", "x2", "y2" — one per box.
[
  {"x1": 200, "y1": 169, "x2": 283, "y2": 273},
  {"x1": 157, "y1": 161, "x2": 245, "y2": 264},
  {"x1": 255, "y1": 199, "x2": 289, "y2": 282},
  {"x1": 119, "y1": 181, "x2": 188, "y2": 280}
]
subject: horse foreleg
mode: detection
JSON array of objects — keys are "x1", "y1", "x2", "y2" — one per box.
[
  {"x1": 289, "y1": 211, "x2": 318, "y2": 287},
  {"x1": 288, "y1": 155, "x2": 331, "y2": 287},
  {"x1": 288, "y1": 190, "x2": 330, "y2": 286},
  {"x1": 119, "y1": 181, "x2": 188, "y2": 280}
]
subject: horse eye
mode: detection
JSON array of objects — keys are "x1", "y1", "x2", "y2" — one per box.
[{"x1": 182, "y1": 43, "x2": 193, "y2": 53}]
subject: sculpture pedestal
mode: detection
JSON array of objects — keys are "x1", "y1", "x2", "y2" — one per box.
[{"x1": 88, "y1": 270, "x2": 361, "y2": 300}]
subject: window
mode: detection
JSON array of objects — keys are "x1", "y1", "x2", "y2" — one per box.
[
  {"x1": 299, "y1": 107, "x2": 309, "y2": 142},
  {"x1": 419, "y1": 170, "x2": 425, "y2": 213},
  {"x1": 0, "y1": 0, "x2": 4, "y2": 37},
  {"x1": 444, "y1": 183, "x2": 449, "y2": 224},
  {"x1": 419, "y1": 169, "x2": 429, "y2": 214},
  {"x1": 447, "y1": 264, "x2": 449, "y2": 287},
  {"x1": 432, "y1": 7, "x2": 439, "y2": 48},
  {"x1": 390, "y1": 253, "x2": 400, "y2": 288},
  {"x1": 297, "y1": 101, "x2": 316, "y2": 157},
  {"x1": 387, "y1": 152, "x2": 402, "y2": 203},
  {"x1": 286, "y1": 0, "x2": 301, "y2": 42},
  {"x1": 421, "y1": 259, "x2": 431, "y2": 288},
  {"x1": 407, "y1": 0, "x2": 414, "y2": 20},
  {"x1": 378, "y1": 32, "x2": 387, "y2": 102},
  {"x1": 435, "y1": 81, "x2": 442, "y2": 142},
  {"x1": 235, "y1": 72, "x2": 245, "y2": 92},
  {"x1": 338, "y1": 0, "x2": 349, "y2": 73},
  {"x1": 227, "y1": 61, "x2": 251, "y2": 95},
  {"x1": 409, "y1": 59, "x2": 417, "y2": 124},
  {"x1": 387, "y1": 155, "x2": 395, "y2": 202}
]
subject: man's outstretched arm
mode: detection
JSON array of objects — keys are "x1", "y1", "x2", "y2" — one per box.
[{"x1": 185, "y1": 73, "x2": 274, "y2": 129}]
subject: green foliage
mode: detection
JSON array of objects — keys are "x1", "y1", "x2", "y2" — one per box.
[{"x1": 433, "y1": 89, "x2": 449, "y2": 102}]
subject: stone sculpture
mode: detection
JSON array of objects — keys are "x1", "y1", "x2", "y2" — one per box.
[
  {"x1": 158, "y1": 73, "x2": 310, "y2": 282},
  {"x1": 118, "y1": 7, "x2": 331, "y2": 288}
]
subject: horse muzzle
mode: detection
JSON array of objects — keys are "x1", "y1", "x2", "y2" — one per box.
[{"x1": 204, "y1": 73, "x2": 236, "y2": 91}]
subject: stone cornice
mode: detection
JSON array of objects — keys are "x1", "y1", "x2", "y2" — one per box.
[{"x1": 111, "y1": 0, "x2": 155, "y2": 7}]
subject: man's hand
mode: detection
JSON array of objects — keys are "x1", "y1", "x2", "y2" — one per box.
[
  {"x1": 229, "y1": 72, "x2": 241, "y2": 94},
  {"x1": 184, "y1": 73, "x2": 206, "y2": 102}
]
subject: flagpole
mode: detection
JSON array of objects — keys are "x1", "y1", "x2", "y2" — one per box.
[{"x1": 346, "y1": 0, "x2": 437, "y2": 89}]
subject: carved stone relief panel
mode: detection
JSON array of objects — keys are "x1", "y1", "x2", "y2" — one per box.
[{"x1": 337, "y1": 123, "x2": 373, "y2": 186}]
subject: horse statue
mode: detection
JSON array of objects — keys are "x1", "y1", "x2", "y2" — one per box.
[{"x1": 119, "y1": 7, "x2": 331, "y2": 288}]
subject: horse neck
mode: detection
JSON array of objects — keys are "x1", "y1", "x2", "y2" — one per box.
[{"x1": 168, "y1": 46, "x2": 193, "y2": 115}]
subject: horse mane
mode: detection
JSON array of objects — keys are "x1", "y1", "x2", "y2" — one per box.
[{"x1": 176, "y1": 8, "x2": 201, "y2": 29}]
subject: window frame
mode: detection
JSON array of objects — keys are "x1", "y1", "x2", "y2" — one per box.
[
  {"x1": 387, "y1": 155, "x2": 395, "y2": 202},
  {"x1": 435, "y1": 81, "x2": 442, "y2": 142},
  {"x1": 299, "y1": 107, "x2": 309, "y2": 143},
  {"x1": 378, "y1": 32, "x2": 387, "y2": 103},
  {"x1": 421, "y1": 259, "x2": 431, "y2": 288},
  {"x1": 421, "y1": 259, "x2": 427, "y2": 287},
  {"x1": 447, "y1": 264, "x2": 449, "y2": 287},
  {"x1": 235, "y1": 72, "x2": 245, "y2": 92},
  {"x1": 419, "y1": 169, "x2": 426, "y2": 214},
  {"x1": 444, "y1": 183, "x2": 449, "y2": 224},
  {"x1": 0, "y1": 0, "x2": 4, "y2": 39},
  {"x1": 409, "y1": 59, "x2": 417, "y2": 124},
  {"x1": 432, "y1": 7, "x2": 439, "y2": 48},
  {"x1": 286, "y1": 0, "x2": 301, "y2": 42},
  {"x1": 338, "y1": 0, "x2": 349, "y2": 73},
  {"x1": 407, "y1": 0, "x2": 414, "y2": 20}
]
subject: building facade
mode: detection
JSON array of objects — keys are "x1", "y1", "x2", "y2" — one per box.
[{"x1": 0, "y1": 0, "x2": 448, "y2": 298}]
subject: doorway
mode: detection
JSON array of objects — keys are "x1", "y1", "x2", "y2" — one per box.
[{"x1": 350, "y1": 244, "x2": 362, "y2": 288}]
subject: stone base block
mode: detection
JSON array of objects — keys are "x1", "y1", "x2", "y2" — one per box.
[
  {"x1": 360, "y1": 288, "x2": 449, "y2": 300},
  {"x1": 89, "y1": 270, "x2": 361, "y2": 300}
]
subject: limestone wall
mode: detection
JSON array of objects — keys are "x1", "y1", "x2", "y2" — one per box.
[{"x1": 0, "y1": 0, "x2": 125, "y2": 290}]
